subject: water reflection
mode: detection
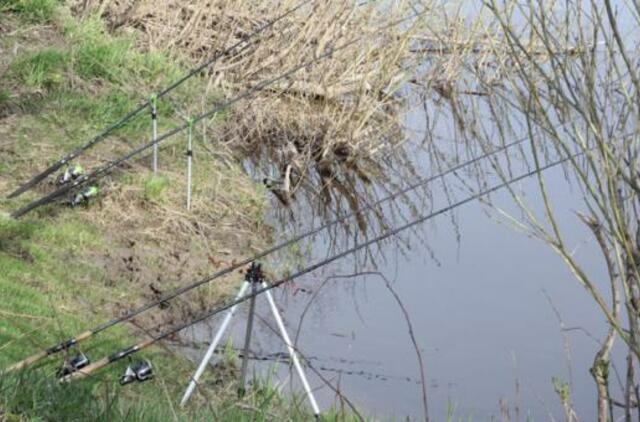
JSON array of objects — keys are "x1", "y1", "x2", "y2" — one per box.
[{"x1": 181, "y1": 152, "x2": 614, "y2": 419}]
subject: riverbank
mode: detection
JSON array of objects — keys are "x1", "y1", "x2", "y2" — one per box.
[{"x1": 0, "y1": 2, "x2": 323, "y2": 419}]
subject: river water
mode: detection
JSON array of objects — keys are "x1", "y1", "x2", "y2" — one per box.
[
  {"x1": 182, "y1": 107, "x2": 619, "y2": 420},
  {"x1": 180, "y1": 1, "x2": 638, "y2": 418}
]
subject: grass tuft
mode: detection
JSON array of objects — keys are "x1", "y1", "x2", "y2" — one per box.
[
  {"x1": 2, "y1": 0, "x2": 60, "y2": 23},
  {"x1": 8, "y1": 49, "x2": 68, "y2": 90},
  {"x1": 144, "y1": 175, "x2": 170, "y2": 202},
  {"x1": 0, "y1": 215, "x2": 38, "y2": 251},
  {"x1": 68, "y1": 17, "x2": 131, "y2": 82},
  {"x1": 0, "y1": 90, "x2": 10, "y2": 105}
]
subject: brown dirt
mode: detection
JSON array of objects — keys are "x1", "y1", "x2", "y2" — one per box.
[{"x1": 0, "y1": 13, "x2": 271, "y2": 341}]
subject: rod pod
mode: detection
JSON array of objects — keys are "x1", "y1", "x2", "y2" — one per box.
[
  {"x1": 238, "y1": 263, "x2": 260, "y2": 396},
  {"x1": 180, "y1": 262, "x2": 320, "y2": 418}
]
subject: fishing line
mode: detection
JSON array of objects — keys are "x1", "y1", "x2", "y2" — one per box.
[
  {"x1": 5, "y1": 124, "x2": 532, "y2": 373},
  {"x1": 9, "y1": 38, "x2": 593, "y2": 371},
  {"x1": 12, "y1": 6, "x2": 590, "y2": 374},
  {"x1": 251, "y1": 312, "x2": 423, "y2": 385},
  {"x1": 6, "y1": 0, "x2": 311, "y2": 199},
  {"x1": 185, "y1": 345, "x2": 418, "y2": 384},
  {"x1": 60, "y1": 148, "x2": 585, "y2": 382},
  {"x1": 6, "y1": 8, "x2": 434, "y2": 371},
  {"x1": 10, "y1": 9, "x2": 426, "y2": 219}
]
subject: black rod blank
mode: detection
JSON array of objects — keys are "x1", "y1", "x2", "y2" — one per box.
[
  {"x1": 6, "y1": 0, "x2": 311, "y2": 199},
  {"x1": 61, "y1": 149, "x2": 584, "y2": 382}
]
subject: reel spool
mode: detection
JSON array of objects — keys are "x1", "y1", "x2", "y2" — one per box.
[
  {"x1": 120, "y1": 360, "x2": 153, "y2": 385},
  {"x1": 56, "y1": 352, "x2": 90, "y2": 377},
  {"x1": 55, "y1": 164, "x2": 84, "y2": 186}
]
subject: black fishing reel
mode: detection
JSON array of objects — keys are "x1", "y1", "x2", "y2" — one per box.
[
  {"x1": 56, "y1": 352, "x2": 90, "y2": 377},
  {"x1": 120, "y1": 360, "x2": 153, "y2": 385}
]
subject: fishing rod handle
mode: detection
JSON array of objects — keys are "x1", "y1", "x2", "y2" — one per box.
[
  {"x1": 6, "y1": 350, "x2": 48, "y2": 372},
  {"x1": 5, "y1": 331, "x2": 92, "y2": 373}
]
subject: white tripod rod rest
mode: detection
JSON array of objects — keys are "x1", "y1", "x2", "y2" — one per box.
[
  {"x1": 263, "y1": 282, "x2": 320, "y2": 416},
  {"x1": 180, "y1": 281, "x2": 250, "y2": 406}
]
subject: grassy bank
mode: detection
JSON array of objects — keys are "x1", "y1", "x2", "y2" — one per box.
[{"x1": 0, "y1": 1, "x2": 329, "y2": 420}]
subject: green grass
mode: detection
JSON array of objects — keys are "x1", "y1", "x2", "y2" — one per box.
[
  {"x1": 47, "y1": 89, "x2": 149, "y2": 139},
  {"x1": 60, "y1": 14, "x2": 189, "y2": 90},
  {"x1": 0, "y1": 90, "x2": 10, "y2": 105},
  {"x1": 0, "y1": 368, "x2": 340, "y2": 421},
  {"x1": 64, "y1": 16, "x2": 131, "y2": 83},
  {"x1": 144, "y1": 175, "x2": 170, "y2": 202},
  {"x1": 0, "y1": 213, "x2": 112, "y2": 363},
  {"x1": 0, "y1": 215, "x2": 203, "y2": 419},
  {"x1": 0, "y1": 2, "x2": 340, "y2": 420},
  {"x1": 1, "y1": 0, "x2": 60, "y2": 23},
  {"x1": 0, "y1": 215, "x2": 37, "y2": 250},
  {"x1": 8, "y1": 48, "x2": 68, "y2": 90}
]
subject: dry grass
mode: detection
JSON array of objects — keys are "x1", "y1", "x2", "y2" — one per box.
[
  {"x1": 70, "y1": 0, "x2": 470, "y2": 237},
  {"x1": 0, "y1": 8, "x2": 270, "y2": 342}
]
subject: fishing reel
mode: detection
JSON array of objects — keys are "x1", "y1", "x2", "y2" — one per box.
[
  {"x1": 54, "y1": 164, "x2": 84, "y2": 186},
  {"x1": 120, "y1": 359, "x2": 153, "y2": 385},
  {"x1": 56, "y1": 352, "x2": 90, "y2": 377},
  {"x1": 69, "y1": 185, "x2": 98, "y2": 208}
]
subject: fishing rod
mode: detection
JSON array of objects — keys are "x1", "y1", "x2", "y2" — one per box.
[
  {"x1": 6, "y1": 11, "x2": 434, "y2": 371},
  {"x1": 6, "y1": 0, "x2": 311, "y2": 200},
  {"x1": 10, "y1": 7, "x2": 427, "y2": 219},
  {"x1": 5, "y1": 128, "x2": 530, "y2": 372},
  {"x1": 60, "y1": 149, "x2": 584, "y2": 382}
]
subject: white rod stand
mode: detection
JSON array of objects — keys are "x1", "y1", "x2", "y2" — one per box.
[
  {"x1": 152, "y1": 100, "x2": 158, "y2": 173},
  {"x1": 263, "y1": 282, "x2": 320, "y2": 417},
  {"x1": 180, "y1": 273, "x2": 320, "y2": 418},
  {"x1": 186, "y1": 121, "x2": 193, "y2": 211},
  {"x1": 180, "y1": 281, "x2": 250, "y2": 406}
]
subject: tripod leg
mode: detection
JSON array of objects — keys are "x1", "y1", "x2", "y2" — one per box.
[
  {"x1": 263, "y1": 282, "x2": 321, "y2": 417},
  {"x1": 238, "y1": 281, "x2": 257, "y2": 396},
  {"x1": 180, "y1": 280, "x2": 250, "y2": 406}
]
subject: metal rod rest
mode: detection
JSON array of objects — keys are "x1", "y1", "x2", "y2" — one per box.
[
  {"x1": 152, "y1": 101, "x2": 158, "y2": 173},
  {"x1": 186, "y1": 122, "x2": 193, "y2": 210},
  {"x1": 238, "y1": 281, "x2": 257, "y2": 396},
  {"x1": 263, "y1": 282, "x2": 321, "y2": 416},
  {"x1": 180, "y1": 281, "x2": 250, "y2": 406}
]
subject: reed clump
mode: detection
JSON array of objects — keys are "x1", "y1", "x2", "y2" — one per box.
[{"x1": 72, "y1": 0, "x2": 480, "y2": 234}]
